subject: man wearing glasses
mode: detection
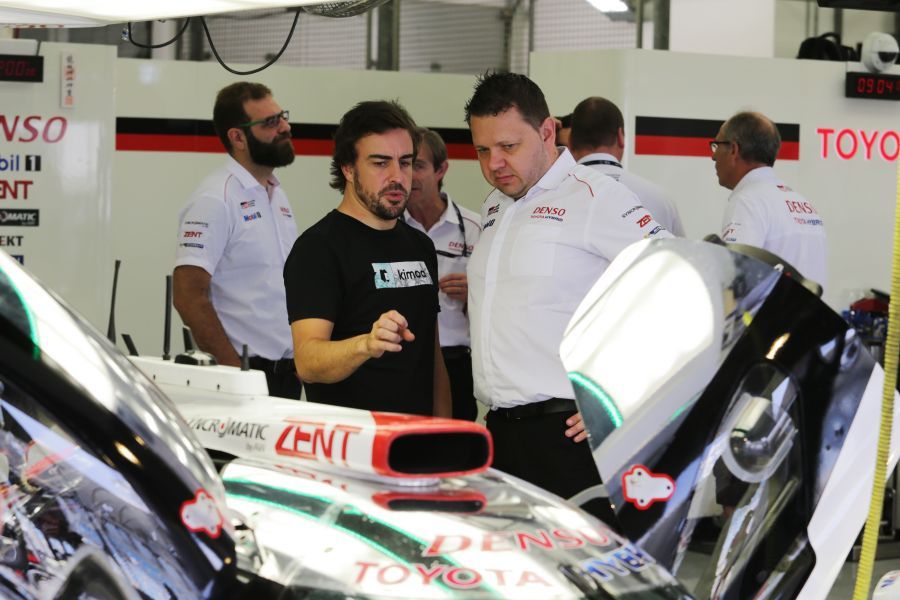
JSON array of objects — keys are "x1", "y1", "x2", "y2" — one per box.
[
  {"x1": 711, "y1": 111, "x2": 827, "y2": 289},
  {"x1": 403, "y1": 128, "x2": 481, "y2": 421},
  {"x1": 173, "y1": 82, "x2": 301, "y2": 399}
]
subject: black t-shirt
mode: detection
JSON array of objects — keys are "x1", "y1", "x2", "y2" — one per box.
[{"x1": 284, "y1": 210, "x2": 440, "y2": 415}]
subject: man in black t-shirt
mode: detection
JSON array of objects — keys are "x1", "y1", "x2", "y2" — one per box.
[{"x1": 284, "y1": 101, "x2": 451, "y2": 417}]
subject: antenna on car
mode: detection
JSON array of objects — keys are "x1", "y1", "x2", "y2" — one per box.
[
  {"x1": 122, "y1": 334, "x2": 139, "y2": 356},
  {"x1": 163, "y1": 275, "x2": 172, "y2": 361},
  {"x1": 106, "y1": 259, "x2": 121, "y2": 345},
  {"x1": 174, "y1": 326, "x2": 217, "y2": 366}
]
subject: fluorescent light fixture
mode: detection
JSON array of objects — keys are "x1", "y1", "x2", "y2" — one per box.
[
  {"x1": 584, "y1": 0, "x2": 629, "y2": 12},
  {"x1": 0, "y1": 0, "x2": 331, "y2": 27}
]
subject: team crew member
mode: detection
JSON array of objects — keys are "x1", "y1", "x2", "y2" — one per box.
[
  {"x1": 284, "y1": 101, "x2": 451, "y2": 417},
  {"x1": 555, "y1": 113, "x2": 572, "y2": 148},
  {"x1": 569, "y1": 96, "x2": 685, "y2": 236},
  {"x1": 712, "y1": 111, "x2": 827, "y2": 288},
  {"x1": 465, "y1": 72, "x2": 670, "y2": 516},
  {"x1": 404, "y1": 128, "x2": 481, "y2": 421},
  {"x1": 174, "y1": 82, "x2": 301, "y2": 399}
]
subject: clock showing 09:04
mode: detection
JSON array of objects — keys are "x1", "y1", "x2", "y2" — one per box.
[
  {"x1": 0, "y1": 55, "x2": 44, "y2": 83},
  {"x1": 845, "y1": 72, "x2": 900, "y2": 100}
]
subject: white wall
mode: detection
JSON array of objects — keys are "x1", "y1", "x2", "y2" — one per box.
[
  {"x1": 532, "y1": 48, "x2": 900, "y2": 311},
  {"x1": 670, "y1": 0, "x2": 776, "y2": 57}
]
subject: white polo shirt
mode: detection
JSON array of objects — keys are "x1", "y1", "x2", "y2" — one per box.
[
  {"x1": 721, "y1": 166, "x2": 827, "y2": 289},
  {"x1": 578, "y1": 152, "x2": 685, "y2": 236},
  {"x1": 175, "y1": 155, "x2": 299, "y2": 360},
  {"x1": 468, "y1": 149, "x2": 671, "y2": 408},
  {"x1": 404, "y1": 193, "x2": 482, "y2": 348}
]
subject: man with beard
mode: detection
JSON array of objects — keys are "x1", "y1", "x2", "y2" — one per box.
[
  {"x1": 284, "y1": 101, "x2": 451, "y2": 417},
  {"x1": 174, "y1": 82, "x2": 301, "y2": 398}
]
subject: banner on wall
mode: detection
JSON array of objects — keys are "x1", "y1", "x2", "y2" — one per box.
[{"x1": 0, "y1": 45, "x2": 115, "y2": 328}]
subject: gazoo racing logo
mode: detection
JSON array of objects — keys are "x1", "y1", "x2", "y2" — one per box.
[
  {"x1": 188, "y1": 417, "x2": 268, "y2": 440},
  {"x1": 373, "y1": 261, "x2": 433, "y2": 289},
  {"x1": 530, "y1": 205, "x2": 566, "y2": 222}
]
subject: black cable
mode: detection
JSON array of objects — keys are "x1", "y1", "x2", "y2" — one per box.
[
  {"x1": 200, "y1": 9, "x2": 301, "y2": 76},
  {"x1": 126, "y1": 19, "x2": 192, "y2": 50}
]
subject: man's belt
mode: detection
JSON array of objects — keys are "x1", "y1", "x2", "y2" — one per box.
[
  {"x1": 441, "y1": 345, "x2": 470, "y2": 360},
  {"x1": 248, "y1": 356, "x2": 296, "y2": 375},
  {"x1": 490, "y1": 398, "x2": 577, "y2": 420}
]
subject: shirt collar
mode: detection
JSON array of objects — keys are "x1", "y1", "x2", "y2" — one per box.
[
  {"x1": 225, "y1": 154, "x2": 280, "y2": 190},
  {"x1": 404, "y1": 192, "x2": 458, "y2": 228},
  {"x1": 517, "y1": 148, "x2": 576, "y2": 202},
  {"x1": 733, "y1": 166, "x2": 776, "y2": 194},
  {"x1": 577, "y1": 152, "x2": 620, "y2": 165}
]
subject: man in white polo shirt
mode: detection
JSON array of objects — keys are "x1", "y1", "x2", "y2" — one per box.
[
  {"x1": 569, "y1": 96, "x2": 685, "y2": 236},
  {"x1": 404, "y1": 127, "x2": 481, "y2": 421},
  {"x1": 173, "y1": 82, "x2": 301, "y2": 398},
  {"x1": 465, "y1": 72, "x2": 670, "y2": 518},
  {"x1": 712, "y1": 111, "x2": 827, "y2": 288}
]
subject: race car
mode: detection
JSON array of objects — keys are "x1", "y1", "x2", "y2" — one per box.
[{"x1": 0, "y1": 235, "x2": 896, "y2": 598}]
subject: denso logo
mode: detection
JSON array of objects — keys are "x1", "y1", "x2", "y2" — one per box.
[
  {"x1": 785, "y1": 200, "x2": 817, "y2": 215},
  {"x1": 275, "y1": 419, "x2": 363, "y2": 466},
  {"x1": 0, "y1": 115, "x2": 67, "y2": 143},
  {"x1": 817, "y1": 127, "x2": 900, "y2": 161},
  {"x1": 532, "y1": 206, "x2": 566, "y2": 216}
]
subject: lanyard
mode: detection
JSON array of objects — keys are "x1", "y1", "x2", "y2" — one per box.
[
  {"x1": 434, "y1": 200, "x2": 469, "y2": 259},
  {"x1": 581, "y1": 159, "x2": 623, "y2": 168}
]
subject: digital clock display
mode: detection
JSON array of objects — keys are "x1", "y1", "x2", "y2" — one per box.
[
  {"x1": 0, "y1": 55, "x2": 43, "y2": 83},
  {"x1": 846, "y1": 72, "x2": 900, "y2": 100}
]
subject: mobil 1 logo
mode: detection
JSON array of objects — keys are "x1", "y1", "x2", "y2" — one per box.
[
  {"x1": 0, "y1": 154, "x2": 41, "y2": 172},
  {"x1": 0, "y1": 209, "x2": 38, "y2": 226}
]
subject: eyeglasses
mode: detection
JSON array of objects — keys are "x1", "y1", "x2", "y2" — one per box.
[
  {"x1": 709, "y1": 139, "x2": 733, "y2": 153},
  {"x1": 239, "y1": 110, "x2": 289, "y2": 129}
]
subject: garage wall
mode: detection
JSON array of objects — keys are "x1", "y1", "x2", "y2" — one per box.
[{"x1": 533, "y1": 48, "x2": 900, "y2": 312}]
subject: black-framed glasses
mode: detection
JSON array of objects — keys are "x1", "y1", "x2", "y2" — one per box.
[
  {"x1": 709, "y1": 139, "x2": 733, "y2": 153},
  {"x1": 239, "y1": 110, "x2": 289, "y2": 129}
]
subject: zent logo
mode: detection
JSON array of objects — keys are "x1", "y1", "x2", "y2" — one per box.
[{"x1": 636, "y1": 215, "x2": 652, "y2": 228}]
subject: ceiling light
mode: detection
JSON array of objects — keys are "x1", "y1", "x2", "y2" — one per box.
[{"x1": 584, "y1": 0, "x2": 629, "y2": 12}]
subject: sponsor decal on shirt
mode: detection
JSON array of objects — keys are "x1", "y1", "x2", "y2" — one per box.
[
  {"x1": 10, "y1": 254, "x2": 23, "y2": 265},
  {"x1": 776, "y1": 184, "x2": 793, "y2": 192},
  {"x1": 636, "y1": 215, "x2": 652, "y2": 228},
  {"x1": 621, "y1": 205, "x2": 644, "y2": 218},
  {"x1": 372, "y1": 261, "x2": 434, "y2": 289},
  {"x1": 280, "y1": 206, "x2": 293, "y2": 218},
  {"x1": 242, "y1": 211, "x2": 263, "y2": 222},
  {"x1": 183, "y1": 231, "x2": 203, "y2": 238},
  {"x1": 487, "y1": 203, "x2": 500, "y2": 216},
  {"x1": 184, "y1": 220, "x2": 208, "y2": 228},
  {"x1": 784, "y1": 200, "x2": 817, "y2": 215},
  {"x1": 530, "y1": 206, "x2": 566, "y2": 222},
  {"x1": 448, "y1": 240, "x2": 474, "y2": 254},
  {"x1": 0, "y1": 235, "x2": 23, "y2": 247},
  {"x1": 483, "y1": 218, "x2": 496, "y2": 230},
  {"x1": 240, "y1": 199, "x2": 256, "y2": 209},
  {"x1": 180, "y1": 242, "x2": 205, "y2": 249},
  {"x1": 793, "y1": 217, "x2": 824, "y2": 226},
  {"x1": 648, "y1": 225, "x2": 663, "y2": 236}
]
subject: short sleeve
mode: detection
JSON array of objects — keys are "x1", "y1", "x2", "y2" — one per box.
[
  {"x1": 585, "y1": 178, "x2": 671, "y2": 260},
  {"x1": 284, "y1": 230, "x2": 343, "y2": 324},
  {"x1": 722, "y1": 193, "x2": 767, "y2": 246},
  {"x1": 174, "y1": 193, "x2": 230, "y2": 276}
]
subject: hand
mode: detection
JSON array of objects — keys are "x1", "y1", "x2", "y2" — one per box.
[
  {"x1": 363, "y1": 310, "x2": 415, "y2": 358},
  {"x1": 565, "y1": 412, "x2": 588, "y2": 443},
  {"x1": 439, "y1": 273, "x2": 468, "y2": 302}
]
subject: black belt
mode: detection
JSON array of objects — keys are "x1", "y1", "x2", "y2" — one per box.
[
  {"x1": 441, "y1": 345, "x2": 470, "y2": 360},
  {"x1": 248, "y1": 356, "x2": 295, "y2": 375},
  {"x1": 490, "y1": 398, "x2": 577, "y2": 420}
]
